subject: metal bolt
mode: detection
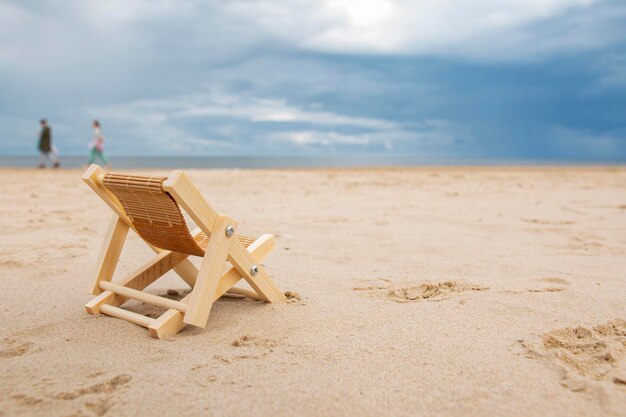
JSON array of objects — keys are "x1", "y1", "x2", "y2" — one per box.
[
  {"x1": 225, "y1": 225, "x2": 234, "y2": 237},
  {"x1": 250, "y1": 265, "x2": 259, "y2": 276}
]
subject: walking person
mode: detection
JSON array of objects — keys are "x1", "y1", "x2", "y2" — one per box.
[
  {"x1": 38, "y1": 119, "x2": 60, "y2": 168},
  {"x1": 88, "y1": 120, "x2": 111, "y2": 169}
]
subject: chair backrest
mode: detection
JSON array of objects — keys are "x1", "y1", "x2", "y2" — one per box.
[{"x1": 103, "y1": 173, "x2": 205, "y2": 256}]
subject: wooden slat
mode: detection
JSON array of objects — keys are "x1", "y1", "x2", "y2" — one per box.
[
  {"x1": 100, "y1": 304, "x2": 154, "y2": 328},
  {"x1": 104, "y1": 172, "x2": 205, "y2": 256},
  {"x1": 99, "y1": 281, "x2": 187, "y2": 312},
  {"x1": 82, "y1": 165, "x2": 132, "y2": 224}
]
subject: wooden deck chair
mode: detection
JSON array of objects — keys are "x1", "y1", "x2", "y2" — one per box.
[{"x1": 82, "y1": 164, "x2": 286, "y2": 338}]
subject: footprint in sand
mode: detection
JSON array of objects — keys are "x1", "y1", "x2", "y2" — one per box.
[
  {"x1": 10, "y1": 393, "x2": 43, "y2": 406},
  {"x1": 231, "y1": 335, "x2": 277, "y2": 348},
  {"x1": 522, "y1": 218, "x2": 575, "y2": 226},
  {"x1": 321, "y1": 216, "x2": 350, "y2": 223},
  {"x1": 560, "y1": 206, "x2": 586, "y2": 215},
  {"x1": 284, "y1": 291, "x2": 304, "y2": 305},
  {"x1": 0, "y1": 339, "x2": 33, "y2": 358},
  {"x1": 560, "y1": 234, "x2": 606, "y2": 253},
  {"x1": 522, "y1": 319, "x2": 626, "y2": 393},
  {"x1": 53, "y1": 375, "x2": 131, "y2": 417},
  {"x1": 353, "y1": 279, "x2": 489, "y2": 302},
  {"x1": 527, "y1": 287, "x2": 566, "y2": 293},
  {"x1": 0, "y1": 259, "x2": 26, "y2": 269},
  {"x1": 84, "y1": 398, "x2": 114, "y2": 417},
  {"x1": 537, "y1": 277, "x2": 570, "y2": 285},
  {"x1": 527, "y1": 277, "x2": 570, "y2": 293},
  {"x1": 216, "y1": 335, "x2": 279, "y2": 363},
  {"x1": 54, "y1": 374, "x2": 132, "y2": 400}
]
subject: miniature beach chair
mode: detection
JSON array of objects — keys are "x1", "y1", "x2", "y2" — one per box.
[{"x1": 82, "y1": 164, "x2": 286, "y2": 338}]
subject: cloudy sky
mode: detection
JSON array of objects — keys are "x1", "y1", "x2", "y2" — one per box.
[{"x1": 1, "y1": 0, "x2": 625, "y2": 161}]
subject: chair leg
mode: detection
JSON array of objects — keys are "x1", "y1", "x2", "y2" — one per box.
[
  {"x1": 148, "y1": 234, "x2": 277, "y2": 339},
  {"x1": 148, "y1": 294, "x2": 190, "y2": 339},
  {"x1": 228, "y1": 239, "x2": 287, "y2": 303},
  {"x1": 183, "y1": 215, "x2": 236, "y2": 328},
  {"x1": 85, "y1": 291, "x2": 116, "y2": 314},
  {"x1": 213, "y1": 234, "x2": 276, "y2": 299},
  {"x1": 91, "y1": 214, "x2": 129, "y2": 295}
]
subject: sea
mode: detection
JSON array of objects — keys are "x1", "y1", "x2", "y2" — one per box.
[{"x1": 0, "y1": 155, "x2": 614, "y2": 169}]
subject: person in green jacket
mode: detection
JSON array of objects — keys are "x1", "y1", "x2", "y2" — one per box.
[
  {"x1": 38, "y1": 119, "x2": 60, "y2": 168},
  {"x1": 88, "y1": 120, "x2": 111, "y2": 169}
]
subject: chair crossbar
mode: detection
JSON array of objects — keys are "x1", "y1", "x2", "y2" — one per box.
[
  {"x1": 226, "y1": 286, "x2": 263, "y2": 300},
  {"x1": 100, "y1": 305, "x2": 155, "y2": 328},
  {"x1": 99, "y1": 281, "x2": 187, "y2": 313}
]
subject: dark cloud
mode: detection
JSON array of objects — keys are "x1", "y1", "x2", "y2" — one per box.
[{"x1": 0, "y1": 0, "x2": 624, "y2": 161}]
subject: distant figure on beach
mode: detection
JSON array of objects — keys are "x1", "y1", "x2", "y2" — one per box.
[
  {"x1": 38, "y1": 119, "x2": 60, "y2": 168},
  {"x1": 89, "y1": 120, "x2": 111, "y2": 168}
]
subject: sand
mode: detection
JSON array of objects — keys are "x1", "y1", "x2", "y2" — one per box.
[{"x1": 0, "y1": 166, "x2": 625, "y2": 417}]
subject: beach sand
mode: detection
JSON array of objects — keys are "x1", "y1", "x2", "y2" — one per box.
[{"x1": 0, "y1": 166, "x2": 625, "y2": 417}]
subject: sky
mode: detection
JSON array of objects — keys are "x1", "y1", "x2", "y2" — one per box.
[{"x1": 0, "y1": 0, "x2": 625, "y2": 161}]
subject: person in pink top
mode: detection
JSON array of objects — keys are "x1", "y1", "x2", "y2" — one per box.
[{"x1": 88, "y1": 120, "x2": 111, "y2": 168}]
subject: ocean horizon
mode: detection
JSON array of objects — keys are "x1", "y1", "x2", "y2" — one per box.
[{"x1": 0, "y1": 155, "x2": 622, "y2": 169}]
